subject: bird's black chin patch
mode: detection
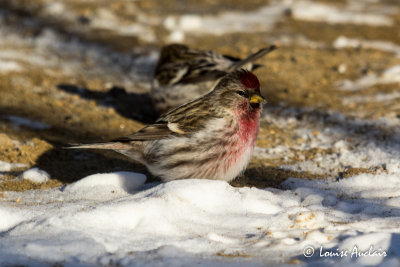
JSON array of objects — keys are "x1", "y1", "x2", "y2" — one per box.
[{"x1": 250, "y1": 102, "x2": 260, "y2": 109}]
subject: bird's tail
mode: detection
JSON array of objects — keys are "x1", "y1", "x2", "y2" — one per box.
[
  {"x1": 66, "y1": 142, "x2": 134, "y2": 151},
  {"x1": 227, "y1": 44, "x2": 279, "y2": 72},
  {"x1": 66, "y1": 142, "x2": 144, "y2": 164}
]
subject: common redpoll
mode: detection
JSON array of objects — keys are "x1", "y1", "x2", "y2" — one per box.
[
  {"x1": 151, "y1": 44, "x2": 276, "y2": 113},
  {"x1": 70, "y1": 69, "x2": 265, "y2": 182}
]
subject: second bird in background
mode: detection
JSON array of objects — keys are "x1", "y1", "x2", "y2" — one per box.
[{"x1": 151, "y1": 43, "x2": 278, "y2": 114}]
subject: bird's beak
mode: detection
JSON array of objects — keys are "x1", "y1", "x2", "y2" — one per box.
[{"x1": 250, "y1": 94, "x2": 266, "y2": 104}]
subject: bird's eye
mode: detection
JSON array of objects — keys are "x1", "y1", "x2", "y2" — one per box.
[{"x1": 236, "y1": 91, "x2": 246, "y2": 97}]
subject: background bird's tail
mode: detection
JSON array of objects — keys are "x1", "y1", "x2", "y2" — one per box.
[{"x1": 227, "y1": 43, "x2": 279, "y2": 72}]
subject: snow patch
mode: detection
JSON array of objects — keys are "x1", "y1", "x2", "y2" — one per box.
[
  {"x1": 291, "y1": 1, "x2": 393, "y2": 26},
  {"x1": 337, "y1": 65, "x2": 400, "y2": 91},
  {"x1": 0, "y1": 160, "x2": 27, "y2": 172},
  {"x1": 0, "y1": 207, "x2": 25, "y2": 232},
  {"x1": 64, "y1": 171, "x2": 146, "y2": 199},
  {"x1": 1, "y1": 176, "x2": 400, "y2": 265},
  {"x1": 164, "y1": 4, "x2": 286, "y2": 35},
  {"x1": 91, "y1": 8, "x2": 156, "y2": 42},
  {"x1": 20, "y1": 168, "x2": 50, "y2": 183},
  {"x1": 0, "y1": 179, "x2": 301, "y2": 265},
  {"x1": 334, "y1": 36, "x2": 400, "y2": 57},
  {"x1": 343, "y1": 92, "x2": 400, "y2": 105},
  {"x1": 0, "y1": 60, "x2": 23, "y2": 72}
]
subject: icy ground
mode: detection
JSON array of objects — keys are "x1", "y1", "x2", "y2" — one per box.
[
  {"x1": 1, "y1": 174, "x2": 398, "y2": 267},
  {"x1": 2, "y1": 107, "x2": 400, "y2": 266}
]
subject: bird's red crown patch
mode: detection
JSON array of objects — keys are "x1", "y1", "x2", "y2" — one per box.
[{"x1": 239, "y1": 70, "x2": 260, "y2": 89}]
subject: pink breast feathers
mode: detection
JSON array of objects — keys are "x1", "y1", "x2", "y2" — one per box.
[{"x1": 239, "y1": 111, "x2": 260, "y2": 147}]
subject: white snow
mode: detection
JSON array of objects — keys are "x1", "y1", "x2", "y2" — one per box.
[
  {"x1": 20, "y1": 168, "x2": 50, "y2": 183},
  {"x1": 334, "y1": 36, "x2": 400, "y2": 57},
  {"x1": 337, "y1": 65, "x2": 400, "y2": 91},
  {"x1": 0, "y1": 160, "x2": 27, "y2": 172},
  {"x1": 0, "y1": 49, "x2": 58, "y2": 68},
  {"x1": 91, "y1": 8, "x2": 156, "y2": 42},
  {"x1": 64, "y1": 172, "x2": 147, "y2": 200},
  {"x1": 342, "y1": 92, "x2": 400, "y2": 105},
  {"x1": 43, "y1": 2, "x2": 66, "y2": 16},
  {"x1": 164, "y1": 3, "x2": 286, "y2": 36},
  {"x1": 2, "y1": 169, "x2": 400, "y2": 266},
  {"x1": 0, "y1": 59, "x2": 23, "y2": 73},
  {"x1": 280, "y1": 174, "x2": 400, "y2": 265},
  {"x1": 291, "y1": 1, "x2": 393, "y2": 26},
  {"x1": 0, "y1": 207, "x2": 26, "y2": 232}
]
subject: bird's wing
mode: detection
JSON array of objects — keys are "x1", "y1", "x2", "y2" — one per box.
[
  {"x1": 156, "y1": 47, "x2": 230, "y2": 85},
  {"x1": 155, "y1": 44, "x2": 194, "y2": 86},
  {"x1": 178, "y1": 50, "x2": 230, "y2": 83},
  {"x1": 114, "y1": 93, "x2": 217, "y2": 142},
  {"x1": 178, "y1": 70, "x2": 227, "y2": 84},
  {"x1": 156, "y1": 61, "x2": 227, "y2": 85},
  {"x1": 155, "y1": 63, "x2": 190, "y2": 86},
  {"x1": 157, "y1": 93, "x2": 222, "y2": 133},
  {"x1": 113, "y1": 123, "x2": 179, "y2": 142}
]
